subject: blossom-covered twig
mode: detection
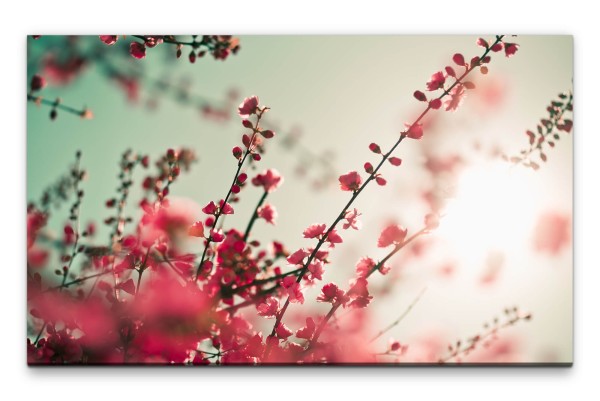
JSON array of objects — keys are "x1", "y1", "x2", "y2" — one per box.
[
  {"x1": 505, "y1": 90, "x2": 573, "y2": 170},
  {"x1": 267, "y1": 35, "x2": 508, "y2": 349},
  {"x1": 439, "y1": 307, "x2": 532, "y2": 363},
  {"x1": 370, "y1": 287, "x2": 427, "y2": 343},
  {"x1": 194, "y1": 98, "x2": 274, "y2": 280}
]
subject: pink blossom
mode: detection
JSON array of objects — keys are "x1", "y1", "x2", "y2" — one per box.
[
  {"x1": 129, "y1": 42, "x2": 146, "y2": 59},
  {"x1": 355, "y1": 257, "x2": 376, "y2": 278},
  {"x1": 426, "y1": 71, "x2": 445, "y2": 91},
  {"x1": 257, "y1": 203, "x2": 277, "y2": 225},
  {"x1": 414, "y1": 90, "x2": 427, "y2": 102},
  {"x1": 252, "y1": 169, "x2": 283, "y2": 193},
  {"x1": 339, "y1": 171, "x2": 362, "y2": 192},
  {"x1": 282, "y1": 276, "x2": 304, "y2": 304},
  {"x1": 188, "y1": 221, "x2": 205, "y2": 237},
  {"x1": 348, "y1": 278, "x2": 373, "y2": 308},
  {"x1": 429, "y1": 98, "x2": 442, "y2": 110},
  {"x1": 303, "y1": 223, "x2": 326, "y2": 239},
  {"x1": 296, "y1": 317, "x2": 316, "y2": 340},
  {"x1": 326, "y1": 229, "x2": 343, "y2": 247},
  {"x1": 504, "y1": 43, "x2": 519, "y2": 58},
  {"x1": 377, "y1": 224, "x2": 408, "y2": 248},
  {"x1": 405, "y1": 123, "x2": 424, "y2": 140},
  {"x1": 202, "y1": 201, "x2": 218, "y2": 215},
  {"x1": 275, "y1": 323, "x2": 293, "y2": 339},
  {"x1": 343, "y1": 208, "x2": 362, "y2": 230},
  {"x1": 238, "y1": 96, "x2": 259, "y2": 118},
  {"x1": 116, "y1": 279, "x2": 136, "y2": 295},
  {"x1": 256, "y1": 297, "x2": 279, "y2": 318},
  {"x1": 317, "y1": 283, "x2": 346, "y2": 304},
  {"x1": 99, "y1": 35, "x2": 118, "y2": 45},
  {"x1": 379, "y1": 263, "x2": 391, "y2": 275},
  {"x1": 308, "y1": 260, "x2": 325, "y2": 280},
  {"x1": 452, "y1": 53, "x2": 465, "y2": 66},
  {"x1": 210, "y1": 229, "x2": 225, "y2": 243},
  {"x1": 444, "y1": 83, "x2": 466, "y2": 112},
  {"x1": 287, "y1": 248, "x2": 309, "y2": 265},
  {"x1": 219, "y1": 200, "x2": 234, "y2": 215},
  {"x1": 532, "y1": 212, "x2": 571, "y2": 255}
]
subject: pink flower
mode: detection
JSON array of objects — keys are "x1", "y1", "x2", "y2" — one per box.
[
  {"x1": 377, "y1": 224, "x2": 408, "y2": 248},
  {"x1": 405, "y1": 123, "x2": 424, "y2": 140},
  {"x1": 326, "y1": 229, "x2": 343, "y2": 247},
  {"x1": 256, "y1": 297, "x2": 279, "y2": 318},
  {"x1": 532, "y1": 212, "x2": 571, "y2": 255},
  {"x1": 414, "y1": 90, "x2": 427, "y2": 102},
  {"x1": 308, "y1": 260, "x2": 325, "y2": 280},
  {"x1": 317, "y1": 283, "x2": 346, "y2": 304},
  {"x1": 129, "y1": 42, "x2": 146, "y2": 59},
  {"x1": 429, "y1": 98, "x2": 442, "y2": 110},
  {"x1": 348, "y1": 278, "x2": 373, "y2": 308},
  {"x1": 116, "y1": 279, "x2": 136, "y2": 296},
  {"x1": 238, "y1": 96, "x2": 259, "y2": 118},
  {"x1": 296, "y1": 317, "x2": 316, "y2": 340},
  {"x1": 202, "y1": 201, "x2": 218, "y2": 215},
  {"x1": 303, "y1": 223, "x2": 326, "y2": 239},
  {"x1": 355, "y1": 257, "x2": 376, "y2": 278},
  {"x1": 252, "y1": 169, "x2": 283, "y2": 193},
  {"x1": 210, "y1": 229, "x2": 225, "y2": 243},
  {"x1": 379, "y1": 263, "x2": 391, "y2": 275},
  {"x1": 30, "y1": 75, "x2": 46, "y2": 92},
  {"x1": 339, "y1": 171, "x2": 362, "y2": 192},
  {"x1": 219, "y1": 200, "x2": 234, "y2": 215},
  {"x1": 452, "y1": 53, "x2": 465, "y2": 66},
  {"x1": 444, "y1": 83, "x2": 466, "y2": 112},
  {"x1": 287, "y1": 248, "x2": 309, "y2": 265},
  {"x1": 257, "y1": 204, "x2": 277, "y2": 225},
  {"x1": 99, "y1": 35, "x2": 118, "y2": 45},
  {"x1": 343, "y1": 208, "x2": 362, "y2": 230},
  {"x1": 426, "y1": 71, "x2": 445, "y2": 91},
  {"x1": 504, "y1": 43, "x2": 519, "y2": 58},
  {"x1": 188, "y1": 221, "x2": 204, "y2": 237},
  {"x1": 275, "y1": 323, "x2": 293, "y2": 339},
  {"x1": 282, "y1": 276, "x2": 304, "y2": 304}
]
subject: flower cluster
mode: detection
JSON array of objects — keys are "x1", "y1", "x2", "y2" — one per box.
[{"x1": 100, "y1": 35, "x2": 241, "y2": 63}]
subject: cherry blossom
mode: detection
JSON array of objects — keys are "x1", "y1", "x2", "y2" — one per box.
[
  {"x1": 426, "y1": 71, "x2": 445, "y2": 91},
  {"x1": 257, "y1": 204, "x2": 277, "y2": 225},
  {"x1": 377, "y1": 224, "x2": 408, "y2": 248},
  {"x1": 338, "y1": 171, "x2": 362, "y2": 192},
  {"x1": 252, "y1": 169, "x2": 283, "y2": 193},
  {"x1": 343, "y1": 208, "x2": 362, "y2": 230},
  {"x1": 303, "y1": 223, "x2": 326, "y2": 239},
  {"x1": 238, "y1": 96, "x2": 259, "y2": 118}
]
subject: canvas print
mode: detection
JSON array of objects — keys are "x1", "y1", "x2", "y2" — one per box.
[{"x1": 26, "y1": 35, "x2": 573, "y2": 365}]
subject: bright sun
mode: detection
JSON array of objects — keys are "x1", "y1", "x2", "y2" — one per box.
[{"x1": 436, "y1": 161, "x2": 538, "y2": 265}]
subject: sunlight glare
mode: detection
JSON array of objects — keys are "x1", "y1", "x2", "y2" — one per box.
[{"x1": 436, "y1": 162, "x2": 538, "y2": 266}]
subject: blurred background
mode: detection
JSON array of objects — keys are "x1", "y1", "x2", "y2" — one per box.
[{"x1": 27, "y1": 35, "x2": 573, "y2": 363}]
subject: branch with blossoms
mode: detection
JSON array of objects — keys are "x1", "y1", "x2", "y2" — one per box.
[
  {"x1": 99, "y1": 35, "x2": 240, "y2": 62},
  {"x1": 505, "y1": 90, "x2": 573, "y2": 170},
  {"x1": 27, "y1": 75, "x2": 93, "y2": 120},
  {"x1": 192, "y1": 97, "x2": 276, "y2": 281},
  {"x1": 263, "y1": 35, "x2": 514, "y2": 354},
  {"x1": 439, "y1": 307, "x2": 532, "y2": 364}
]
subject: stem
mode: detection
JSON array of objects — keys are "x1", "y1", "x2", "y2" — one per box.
[
  {"x1": 195, "y1": 109, "x2": 266, "y2": 281},
  {"x1": 243, "y1": 191, "x2": 268, "y2": 242},
  {"x1": 265, "y1": 35, "x2": 505, "y2": 349},
  {"x1": 27, "y1": 94, "x2": 90, "y2": 118},
  {"x1": 369, "y1": 287, "x2": 427, "y2": 343}
]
